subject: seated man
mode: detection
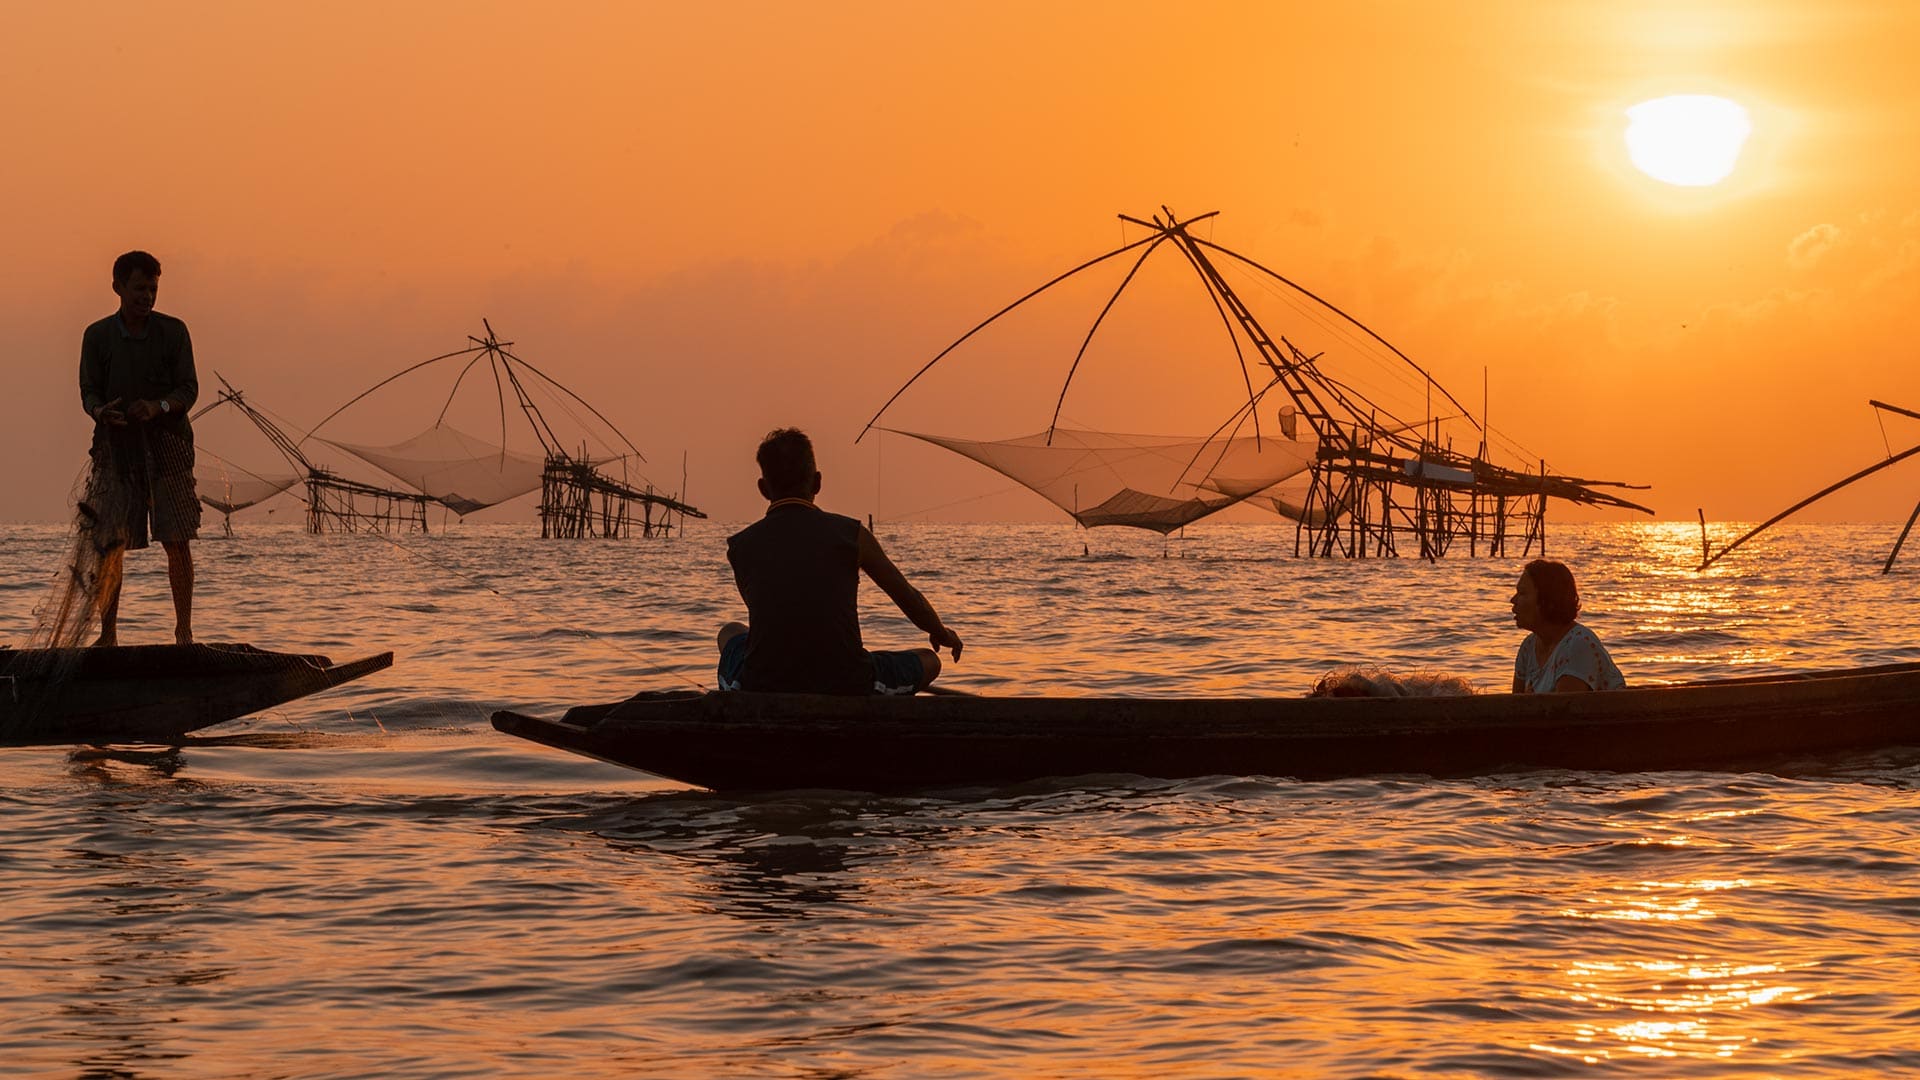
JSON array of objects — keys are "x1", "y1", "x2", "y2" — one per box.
[{"x1": 718, "y1": 427, "x2": 962, "y2": 695}]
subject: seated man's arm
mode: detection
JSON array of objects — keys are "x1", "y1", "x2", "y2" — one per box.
[{"x1": 857, "y1": 527, "x2": 962, "y2": 659}]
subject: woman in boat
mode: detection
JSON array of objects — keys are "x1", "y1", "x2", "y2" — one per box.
[{"x1": 1510, "y1": 559, "x2": 1625, "y2": 693}]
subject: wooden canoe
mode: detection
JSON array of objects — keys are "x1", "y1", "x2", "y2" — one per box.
[
  {"x1": 491, "y1": 662, "x2": 1920, "y2": 791},
  {"x1": 0, "y1": 642, "x2": 394, "y2": 745}
]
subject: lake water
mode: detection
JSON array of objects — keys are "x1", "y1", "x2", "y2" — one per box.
[{"x1": 3, "y1": 518, "x2": 1919, "y2": 1078}]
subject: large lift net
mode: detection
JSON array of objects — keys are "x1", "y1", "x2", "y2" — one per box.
[
  {"x1": 891, "y1": 427, "x2": 1317, "y2": 534},
  {"x1": 196, "y1": 322, "x2": 705, "y2": 537},
  {"x1": 863, "y1": 208, "x2": 1651, "y2": 555}
]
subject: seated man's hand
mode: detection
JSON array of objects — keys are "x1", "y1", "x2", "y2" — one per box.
[{"x1": 931, "y1": 625, "x2": 963, "y2": 661}]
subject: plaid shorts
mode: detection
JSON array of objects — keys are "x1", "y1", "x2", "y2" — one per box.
[{"x1": 91, "y1": 426, "x2": 201, "y2": 550}]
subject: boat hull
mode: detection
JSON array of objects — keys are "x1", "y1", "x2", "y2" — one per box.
[
  {"x1": 1, "y1": 643, "x2": 394, "y2": 745},
  {"x1": 492, "y1": 663, "x2": 1920, "y2": 791}
]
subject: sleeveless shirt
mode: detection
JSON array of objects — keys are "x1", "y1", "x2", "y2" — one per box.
[{"x1": 726, "y1": 502, "x2": 874, "y2": 694}]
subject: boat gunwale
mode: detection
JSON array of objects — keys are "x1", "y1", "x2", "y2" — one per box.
[
  {"x1": 0, "y1": 646, "x2": 396, "y2": 745},
  {"x1": 565, "y1": 661, "x2": 1920, "y2": 741}
]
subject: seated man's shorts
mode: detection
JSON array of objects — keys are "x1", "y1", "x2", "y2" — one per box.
[
  {"x1": 718, "y1": 633, "x2": 925, "y2": 695},
  {"x1": 717, "y1": 633, "x2": 748, "y2": 691},
  {"x1": 868, "y1": 650, "x2": 926, "y2": 696}
]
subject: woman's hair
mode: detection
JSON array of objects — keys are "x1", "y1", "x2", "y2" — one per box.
[{"x1": 1522, "y1": 559, "x2": 1581, "y2": 624}]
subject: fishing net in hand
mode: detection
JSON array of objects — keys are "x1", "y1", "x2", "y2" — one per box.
[
  {"x1": 891, "y1": 427, "x2": 1320, "y2": 534},
  {"x1": 27, "y1": 422, "x2": 201, "y2": 650},
  {"x1": 27, "y1": 445, "x2": 138, "y2": 650}
]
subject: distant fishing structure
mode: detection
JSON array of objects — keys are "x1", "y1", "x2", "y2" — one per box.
[
  {"x1": 193, "y1": 377, "x2": 434, "y2": 534},
  {"x1": 192, "y1": 445, "x2": 299, "y2": 538},
  {"x1": 196, "y1": 323, "x2": 704, "y2": 537},
  {"x1": 304, "y1": 322, "x2": 704, "y2": 538},
  {"x1": 1699, "y1": 399, "x2": 1920, "y2": 573},
  {"x1": 863, "y1": 207, "x2": 1651, "y2": 556}
]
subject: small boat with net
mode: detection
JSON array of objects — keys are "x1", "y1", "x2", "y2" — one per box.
[
  {"x1": 1, "y1": 643, "x2": 392, "y2": 745},
  {"x1": 10, "y1": 454, "x2": 392, "y2": 745},
  {"x1": 492, "y1": 662, "x2": 1920, "y2": 792}
]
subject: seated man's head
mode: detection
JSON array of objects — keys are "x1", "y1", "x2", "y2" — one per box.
[{"x1": 756, "y1": 427, "x2": 821, "y2": 502}]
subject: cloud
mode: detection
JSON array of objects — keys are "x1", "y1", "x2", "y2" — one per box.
[
  {"x1": 1783, "y1": 210, "x2": 1920, "y2": 290},
  {"x1": 1787, "y1": 223, "x2": 1842, "y2": 270}
]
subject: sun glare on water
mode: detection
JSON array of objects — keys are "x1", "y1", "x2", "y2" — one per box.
[{"x1": 1624, "y1": 95, "x2": 1752, "y2": 186}]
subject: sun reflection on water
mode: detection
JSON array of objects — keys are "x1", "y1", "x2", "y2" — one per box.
[
  {"x1": 1534, "y1": 955, "x2": 1818, "y2": 1063},
  {"x1": 1538, "y1": 867, "x2": 1821, "y2": 1064}
]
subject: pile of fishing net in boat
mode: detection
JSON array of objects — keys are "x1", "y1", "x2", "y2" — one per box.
[
  {"x1": 1308, "y1": 665, "x2": 1480, "y2": 698},
  {"x1": 889, "y1": 427, "x2": 1319, "y2": 534}
]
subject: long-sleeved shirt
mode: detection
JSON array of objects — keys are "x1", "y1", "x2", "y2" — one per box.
[{"x1": 78, "y1": 311, "x2": 197, "y2": 445}]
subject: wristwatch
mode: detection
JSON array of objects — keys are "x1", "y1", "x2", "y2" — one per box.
[{"x1": 160, "y1": 400, "x2": 171, "y2": 414}]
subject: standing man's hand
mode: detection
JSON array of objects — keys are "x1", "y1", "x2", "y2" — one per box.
[
  {"x1": 931, "y1": 625, "x2": 963, "y2": 661},
  {"x1": 95, "y1": 398, "x2": 129, "y2": 427},
  {"x1": 125, "y1": 399, "x2": 162, "y2": 422}
]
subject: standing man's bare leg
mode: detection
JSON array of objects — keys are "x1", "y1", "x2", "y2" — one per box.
[
  {"x1": 164, "y1": 540, "x2": 193, "y2": 645},
  {"x1": 93, "y1": 548, "x2": 125, "y2": 647}
]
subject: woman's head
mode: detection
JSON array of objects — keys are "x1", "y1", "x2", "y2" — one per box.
[{"x1": 1514, "y1": 559, "x2": 1581, "y2": 628}]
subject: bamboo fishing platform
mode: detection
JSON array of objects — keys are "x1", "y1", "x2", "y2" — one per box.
[{"x1": 863, "y1": 207, "x2": 1652, "y2": 556}]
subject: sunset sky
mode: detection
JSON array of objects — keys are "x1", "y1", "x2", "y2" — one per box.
[{"x1": 6, "y1": 1, "x2": 1919, "y2": 527}]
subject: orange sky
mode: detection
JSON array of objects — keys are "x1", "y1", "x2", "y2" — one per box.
[{"x1": 6, "y1": 1, "x2": 1920, "y2": 526}]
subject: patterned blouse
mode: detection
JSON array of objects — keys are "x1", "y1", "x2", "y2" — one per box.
[{"x1": 1515, "y1": 623, "x2": 1625, "y2": 693}]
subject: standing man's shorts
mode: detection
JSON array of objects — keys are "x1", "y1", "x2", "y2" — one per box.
[{"x1": 92, "y1": 428, "x2": 200, "y2": 550}]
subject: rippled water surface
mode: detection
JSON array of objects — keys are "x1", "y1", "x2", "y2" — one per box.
[{"x1": 4, "y1": 519, "x2": 1920, "y2": 1078}]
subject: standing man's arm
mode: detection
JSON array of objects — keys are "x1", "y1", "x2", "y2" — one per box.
[
  {"x1": 78, "y1": 324, "x2": 115, "y2": 423},
  {"x1": 163, "y1": 320, "x2": 197, "y2": 415},
  {"x1": 856, "y1": 527, "x2": 963, "y2": 660}
]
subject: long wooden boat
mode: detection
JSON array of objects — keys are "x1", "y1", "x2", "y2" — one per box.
[
  {"x1": 492, "y1": 662, "x2": 1920, "y2": 791},
  {"x1": 1, "y1": 643, "x2": 394, "y2": 745}
]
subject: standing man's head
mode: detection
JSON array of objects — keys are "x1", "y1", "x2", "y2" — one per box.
[
  {"x1": 112, "y1": 250, "x2": 162, "y2": 322},
  {"x1": 756, "y1": 427, "x2": 822, "y2": 502}
]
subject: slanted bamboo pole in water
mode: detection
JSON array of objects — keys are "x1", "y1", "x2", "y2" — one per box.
[
  {"x1": 1883, "y1": 498, "x2": 1920, "y2": 573},
  {"x1": 1700, "y1": 439, "x2": 1920, "y2": 570}
]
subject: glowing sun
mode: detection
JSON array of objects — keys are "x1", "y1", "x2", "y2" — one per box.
[{"x1": 1624, "y1": 95, "x2": 1752, "y2": 186}]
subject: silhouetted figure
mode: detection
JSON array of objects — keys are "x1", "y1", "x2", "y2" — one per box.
[
  {"x1": 79, "y1": 250, "x2": 200, "y2": 646},
  {"x1": 1510, "y1": 559, "x2": 1623, "y2": 693},
  {"x1": 718, "y1": 427, "x2": 962, "y2": 695}
]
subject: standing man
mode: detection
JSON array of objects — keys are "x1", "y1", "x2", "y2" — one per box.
[
  {"x1": 718, "y1": 427, "x2": 963, "y2": 695},
  {"x1": 78, "y1": 250, "x2": 200, "y2": 646}
]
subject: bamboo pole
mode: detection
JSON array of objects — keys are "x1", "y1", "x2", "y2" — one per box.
[
  {"x1": 1700, "y1": 439, "x2": 1920, "y2": 570},
  {"x1": 1883, "y1": 497, "x2": 1920, "y2": 573}
]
